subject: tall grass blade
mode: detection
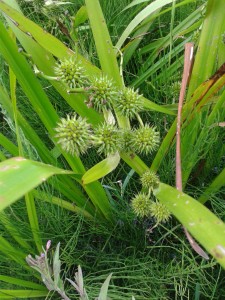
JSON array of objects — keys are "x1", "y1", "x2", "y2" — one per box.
[
  {"x1": 116, "y1": 0, "x2": 193, "y2": 51},
  {"x1": 33, "y1": 190, "x2": 94, "y2": 219},
  {"x1": 0, "y1": 236, "x2": 27, "y2": 267},
  {"x1": 8, "y1": 31, "x2": 42, "y2": 252},
  {"x1": 0, "y1": 290, "x2": 48, "y2": 298},
  {"x1": 25, "y1": 192, "x2": 42, "y2": 252},
  {"x1": 0, "y1": 212, "x2": 31, "y2": 251},
  {"x1": 85, "y1": 0, "x2": 121, "y2": 86},
  {"x1": 0, "y1": 133, "x2": 18, "y2": 156},
  {"x1": 198, "y1": 168, "x2": 225, "y2": 204},
  {"x1": 0, "y1": 276, "x2": 45, "y2": 290}
]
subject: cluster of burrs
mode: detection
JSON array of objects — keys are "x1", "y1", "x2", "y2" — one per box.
[
  {"x1": 54, "y1": 58, "x2": 160, "y2": 158},
  {"x1": 131, "y1": 170, "x2": 171, "y2": 224}
]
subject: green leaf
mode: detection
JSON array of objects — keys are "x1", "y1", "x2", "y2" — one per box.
[
  {"x1": 0, "y1": 211, "x2": 32, "y2": 251},
  {"x1": 0, "y1": 236, "x2": 28, "y2": 267},
  {"x1": 0, "y1": 276, "x2": 45, "y2": 290},
  {"x1": 33, "y1": 190, "x2": 94, "y2": 219},
  {"x1": 0, "y1": 157, "x2": 72, "y2": 212},
  {"x1": 0, "y1": 20, "x2": 58, "y2": 140},
  {"x1": 0, "y1": 133, "x2": 18, "y2": 156},
  {"x1": 25, "y1": 192, "x2": 42, "y2": 252},
  {"x1": 123, "y1": 0, "x2": 152, "y2": 9},
  {"x1": 116, "y1": 0, "x2": 184, "y2": 50},
  {"x1": 143, "y1": 97, "x2": 175, "y2": 115},
  {"x1": 154, "y1": 183, "x2": 225, "y2": 269},
  {"x1": 73, "y1": 6, "x2": 88, "y2": 29},
  {"x1": 82, "y1": 152, "x2": 120, "y2": 185},
  {"x1": 199, "y1": 168, "x2": 225, "y2": 204},
  {"x1": 0, "y1": 290, "x2": 48, "y2": 298},
  {"x1": 85, "y1": 0, "x2": 122, "y2": 86},
  {"x1": 98, "y1": 273, "x2": 112, "y2": 300},
  {"x1": 120, "y1": 152, "x2": 149, "y2": 175},
  {"x1": 0, "y1": 1, "x2": 73, "y2": 59},
  {"x1": 122, "y1": 12, "x2": 158, "y2": 67}
]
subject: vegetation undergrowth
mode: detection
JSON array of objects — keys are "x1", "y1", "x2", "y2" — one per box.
[{"x1": 0, "y1": 0, "x2": 225, "y2": 299}]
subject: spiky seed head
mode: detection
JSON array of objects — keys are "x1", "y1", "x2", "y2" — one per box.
[
  {"x1": 131, "y1": 193, "x2": 152, "y2": 218},
  {"x1": 116, "y1": 88, "x2": 143, "y2": 119},
  {"x1": 171, "y1": 81, "x2": 181, "y2": 94},
  {"x1": 149, "y1": 201, "x2": 171, "y2": 224},
  {"x1": 55, "y1": 114, "x2": 92, "y2": 156},
  {"x1": 121, "y1": 129, "x2": 135, "y2": 153},
  {"x1": 55, "y1": 58, "x2": 88, "y2": 89},
  {"x1": 131, "y1": 124, "x2": 160, "y2": 155},
  {"x1": 170, "y1": 81, "x2": 181, "y2": 100},
  {"x1": 141, "y1": 170, "x2": 160, "y2": 191},
  {"x1": 93, "y1": 123, "x2": 122, "y2": 156},
  {"x1": 86, "y1": 75, "x2": 117, "y2": 112}
]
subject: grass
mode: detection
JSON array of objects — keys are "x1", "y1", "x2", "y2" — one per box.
[
  {"x1": 1, "y1": 0, "x2": 225, "y2": 298},
  {"x1": 1, "y1": 171, "x2": 225, "y2": 298}
]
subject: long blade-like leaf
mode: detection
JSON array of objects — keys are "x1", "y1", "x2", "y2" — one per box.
[
  {"x1": 85, "y1": 0, "x2": 121, "y2": 86},
  {"x1": 0, "y1": 157, "x2": 73, "y2": 211},
  {"x1": 198, "y1": 168, "x2": 225, "y2": 204},
  {"x1": 0, "y1": 276, "x2": 45, "y2": 290},
  {"x1": 154, "y1": 183, "x2": 225, "y2": 268},
  {"x1": 0, "y1": 290, "x2": 48, "y2": 298},
  {"x1": 117, "y1": 0, "x2": 183, "y2": 50}
]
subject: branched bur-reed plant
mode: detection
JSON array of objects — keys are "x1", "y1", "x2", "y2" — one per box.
[
  {"x1": 53, "y1": 56, "x2": 169, "y2": 227},
  {"x1": 1, "y1": 2, "x2": 225, "y2": 298}
]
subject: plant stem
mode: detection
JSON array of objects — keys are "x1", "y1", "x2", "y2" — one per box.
[{"x1": 176, "y1": 43, "x2": 208, "y2": 260}]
